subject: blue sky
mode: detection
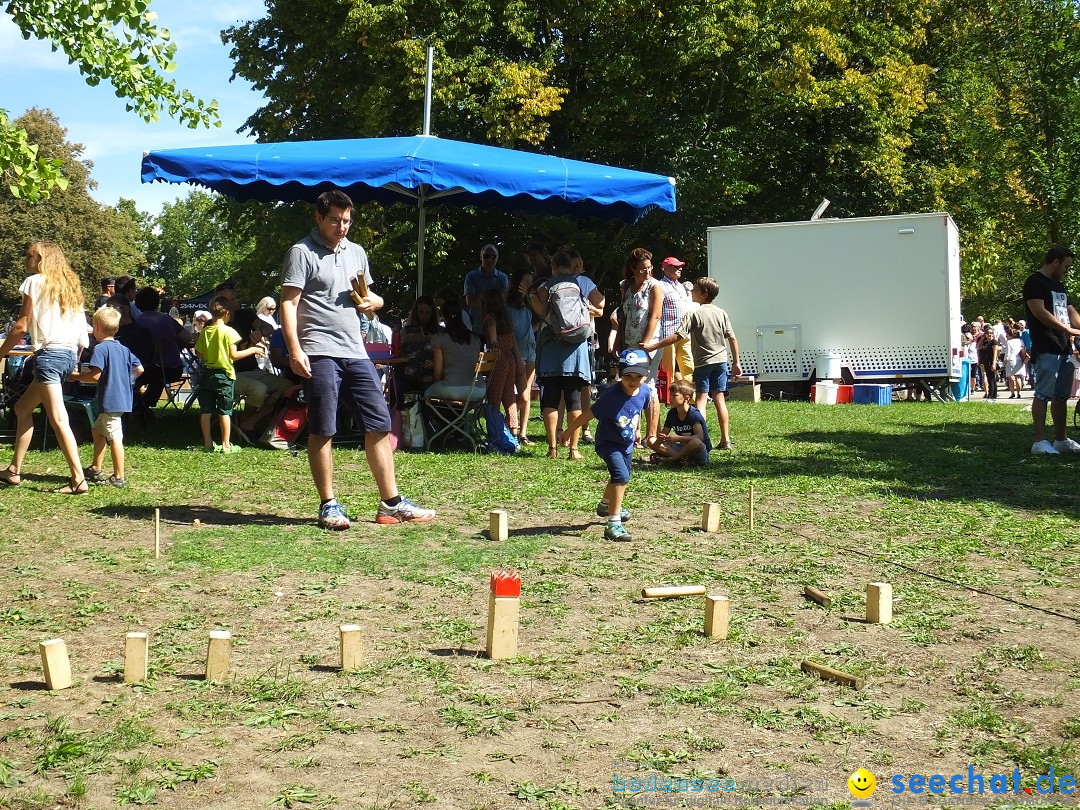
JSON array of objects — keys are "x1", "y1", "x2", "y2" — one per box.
[{"x1": 0, "y1": 0, "x2": 265, "y2": 215}]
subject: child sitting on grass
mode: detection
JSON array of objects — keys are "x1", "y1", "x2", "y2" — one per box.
[
  {"x1": 652, "y1": 378, "x2": 711, "y2": 466},
  {"x1": 563, "y1": 349, "x2": 659, "y2": 542},
  {"x1": 194, "y1": 296, "x2": 264, "y2": 453},
  {"x1": 642, "y1": 276, "x2": 741, "y2": 450},
  {"x1": 71, "y1": 305, "x2": 144, "y2": 487}
]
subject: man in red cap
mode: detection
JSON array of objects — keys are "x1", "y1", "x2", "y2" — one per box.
[{"x1": 657, "y1": 257, "x2": 695, "y2": 383}]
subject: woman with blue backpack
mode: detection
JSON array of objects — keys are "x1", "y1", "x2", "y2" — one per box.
[{"x1": 527, "y1": 250, "x2": 606, "y2": 459}]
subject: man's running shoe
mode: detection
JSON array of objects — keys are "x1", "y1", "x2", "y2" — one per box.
[
  {"x1": 376, "y1": 497, "x2": 436, "y2": 525},
  {"x1": 318, "y1": 500, "x2": 351, "y2": 530}
]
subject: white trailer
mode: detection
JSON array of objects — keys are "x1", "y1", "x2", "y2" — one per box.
[{"x1": 706, "y1": 213, "x2": 963, "y2": 390}]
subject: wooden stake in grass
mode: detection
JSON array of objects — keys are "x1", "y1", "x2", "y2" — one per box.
[
  {"x1": 701, "y1": 502, "x2": 721, "y2": 533},
  {"x1": 803, "y1": 586, "x2": 832, "y2": 608},
  {"x1": 866, "y1": 582, "x2": 893, "y2": 624},
  {"x1": 748, "y1": 485, "x2": 755, "y2": 531},
  {"x1": 488, "y1": 509, "x2": 508, "y2": 542},
  {"x1": 39, "y1": 638, "x2": 72, "y2": 691},
  {"x1": 703, "y1": 594, "x2": 730, "y2": 639},
  {"x1": 800, "y1": 659, "x2": 865, "y2": 690},
  {"x1": 124, "y1": 632, "x2": 149, "y2": 684},
  {"x1": 339, "y1": 624, "x2": 362, "y2": 671},
  {"x1": 205, "y1": 630, "x2": 231, "y2": 682},
  {"x1": 486, "y1": 570, "x2": 521, "y2": 660},
  {"x1": 641, "y1": 585, "x2": 707, "y2": 600},
  {"x1": 154, "y1": 508, "x2": 160, "y2": 559}
]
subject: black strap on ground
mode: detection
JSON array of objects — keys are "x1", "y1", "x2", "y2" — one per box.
[{"x1": 779, "y1": 523, "x2": 1080, "y2": 624}]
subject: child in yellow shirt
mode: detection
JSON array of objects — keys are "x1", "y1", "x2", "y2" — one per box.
[{"x1": 194, "y1": 296, "x2": 264, "y2": 452}]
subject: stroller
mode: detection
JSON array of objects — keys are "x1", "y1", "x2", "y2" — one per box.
[{"x1": 0, "y1": 350, "x2": 33, "y2": 428}]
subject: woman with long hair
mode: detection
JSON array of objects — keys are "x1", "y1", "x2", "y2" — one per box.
[
  {"x1": 481, "y1": 288, "x2": 523, "y2": 434},
  {"x1": 507, "y1": 268, "x2": 536, "y2": 444},
  {"x1": 426, "y1": 299, "x2": 483, "y2": 400},
  {"x1": 398, "y1": 295, "x2": 441, "y2": 403},
  {"x1": 0, "y1": 241, "x2": 90, "y2": 493}
]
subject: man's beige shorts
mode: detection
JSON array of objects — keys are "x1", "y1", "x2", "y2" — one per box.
[{"x1": 94, "y1": 412, "x2": 124, "y2": 443}]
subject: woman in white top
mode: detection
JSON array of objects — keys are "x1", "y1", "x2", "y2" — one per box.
[
  {"x1": 615, "y1": 247, "x2": 664, "y2": 385},
  {"x1": 1005, "y1": 327, "x2": 1027, "y2": 399},
  {"x1": 0, "y1": 242, "x2": 90, "y2": 493}
]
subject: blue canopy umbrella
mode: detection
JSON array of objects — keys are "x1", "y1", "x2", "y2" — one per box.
[{"x1": 141, "y1": 135, "x2": 677, "y2": 293}]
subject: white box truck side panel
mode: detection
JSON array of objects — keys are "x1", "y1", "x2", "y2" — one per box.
[{"x1": 707, "y1": 213, "x2": 961, "y2": 383}]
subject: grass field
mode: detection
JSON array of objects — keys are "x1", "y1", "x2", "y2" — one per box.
[{"x1": 0, "y1": 398, "x2": 1078, "y2": 809}]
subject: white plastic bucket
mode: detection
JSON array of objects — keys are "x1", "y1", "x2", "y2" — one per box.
[
  {"x1": 817, "y1": 352, "x2": 842, "y2": 379},
  {"x1": 813, "y1": 382, "x2": 839, "y2": 405}
]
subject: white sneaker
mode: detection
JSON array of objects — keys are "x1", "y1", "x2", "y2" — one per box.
[
  {"x1": 1052, "y1": 438, "x2": 1080, "y2": 453},
  {"x1": 1031, "y1": 440, "x2": 1059, "y2": 455}
]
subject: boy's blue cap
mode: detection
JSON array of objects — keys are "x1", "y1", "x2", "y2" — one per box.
[{"x1": 618, "y1": 349, "x2": 651, "y2": 377}]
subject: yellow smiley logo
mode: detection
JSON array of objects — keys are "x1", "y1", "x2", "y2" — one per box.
[{"x1": 848, "y1": 768, "x2": 876, "y2": 798}]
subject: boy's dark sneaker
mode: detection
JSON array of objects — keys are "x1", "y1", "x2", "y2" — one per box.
[
  {"x1": 604, "y1": 522, "x2": 632, "y2": 542},
  {"x1": 83, "y1": 466, "x2": 106, "y2": 484},
  {"x1": 595, "y1": 500, "x2": 631, "y2": 522},
  {"x1": 104, "y1": 475, "x2": 126, "y2": 488}
]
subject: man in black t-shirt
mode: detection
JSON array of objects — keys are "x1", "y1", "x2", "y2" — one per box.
[{"x1": 1023, "y1": 245, "x2": 1080, "y2": 454}]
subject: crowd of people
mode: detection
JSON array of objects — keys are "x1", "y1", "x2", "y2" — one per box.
[
  {"x1": 962, "y1": 316, "x2": 1034, "y2": 400},
  {"x1": 0, "y1": 189, "x2": 748, "y2": 536},
  {"x1": 964, "y1": 312, "x2": 1080, "y2": 407},
  {"x1": 958, "y1": 245, "x2": 1080, "y2": 454},
  {"x1": 7, "y1": 210, "x2": 1080, "y2": 534}
]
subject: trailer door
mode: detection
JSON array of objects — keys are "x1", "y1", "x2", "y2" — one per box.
[{"x1": 754, "y1": 324, "x2": 805, "y2": 382}]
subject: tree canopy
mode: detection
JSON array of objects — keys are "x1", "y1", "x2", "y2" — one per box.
[
  {"x1": 216, "y1": 0, "x2": 1080, "y2": 315},
  {"x1": 1, "y1": 0, "x2": 220, "y2": 201},
  {"x1": 0, "y1": 109, "x2": 151, "y2": 306},
  {"x1": 147, "y1": 191, "x2": 254, "y2": 300}
]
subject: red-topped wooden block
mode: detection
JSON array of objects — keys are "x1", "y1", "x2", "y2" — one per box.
[{"x1": 490, "y1": 569, "x2": 522, "y2": 597}]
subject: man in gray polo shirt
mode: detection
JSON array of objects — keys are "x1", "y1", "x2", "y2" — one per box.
[{"x1": 280, "y1": 189, "x2": 435, "y2": 529}]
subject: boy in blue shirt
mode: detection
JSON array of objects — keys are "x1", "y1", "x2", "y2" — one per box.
[
  {"x1": 563, "y1": 349, "x2": 659, "y2": 542},
  {"x1": 72, "y1": 306, "x2": 144, "y2": 487},
  {"x1": 653, "y1": 378, "x2": 711, "y2": 465}
]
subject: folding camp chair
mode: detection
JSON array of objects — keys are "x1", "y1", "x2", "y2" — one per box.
[
  {"x1": 153, "y1": 339, "x2": 188, "y2": 409},
  {"x1": 423, "y1": 350, "x2": 498, "y2": 452},
  {"x1": 180, "y1": 348, "x2": 202, "y2": 411}
]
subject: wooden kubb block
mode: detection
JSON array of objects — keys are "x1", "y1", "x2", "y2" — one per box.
[
  {"x1": 702, "y1": 502, "x2": 721, "y2": 533},
  {"x1": 124, "y1": 632, "x2": 149, "y2": 684},
  {"x1": 704, "y1": 594, "x2": 730, "y2": 640},
  {"x1": 205, "y1": 630, "x2": 231, "y2": 682},
  {"x1": 489, "y1": 509, "x2": 508, "y2": 542},
  {"x1": 339, "y1": 624, "x2": 362, "y2": 671},
  {"x1": 866, "y1": 582, "x2": 893, "y2": 624},
  {"x1": 486, "y1": 570, "x2": 521, "y2": 660},
  {"x1": 40, "y1": 638, "x2": 73, "y2": 691}
]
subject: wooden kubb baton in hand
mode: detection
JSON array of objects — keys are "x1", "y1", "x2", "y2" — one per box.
[{"x1": 350, "y1": 275, "x2": 368, "y2": 307}]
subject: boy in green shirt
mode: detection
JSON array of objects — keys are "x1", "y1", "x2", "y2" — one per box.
[{"x1": 194, "y1": 296, "x2": 265, "y2": 453}]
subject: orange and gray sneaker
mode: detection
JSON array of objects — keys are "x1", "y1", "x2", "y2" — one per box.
[{"x1": 376, "y1": 497, "x2": 436, "y2": 524}]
